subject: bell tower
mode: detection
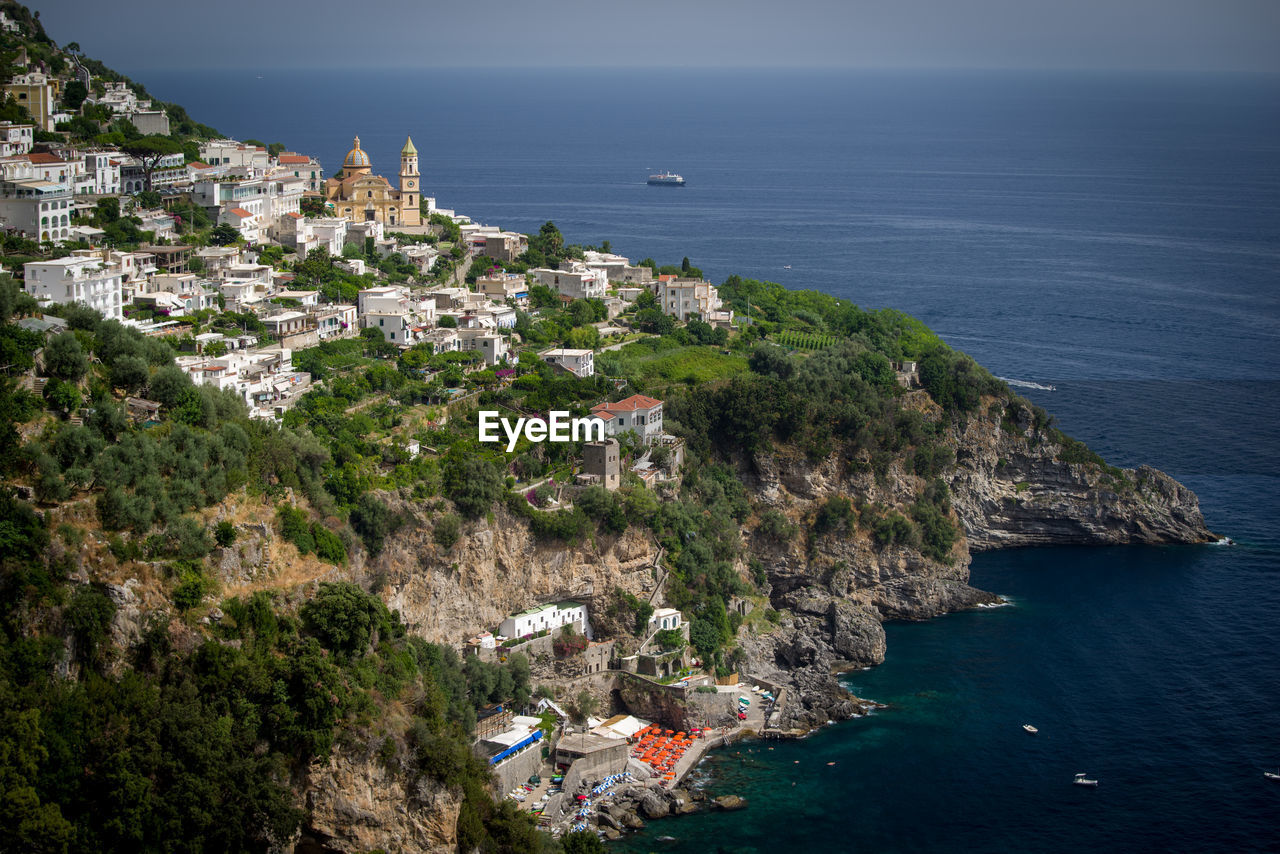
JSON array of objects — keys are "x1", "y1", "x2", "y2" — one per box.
[{"x1": 399, "y1": 135, "x2": 421, "y2": 226}]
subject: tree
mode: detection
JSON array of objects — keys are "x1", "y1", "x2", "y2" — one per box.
[
  {"x1": 349, "y1": 494, "x2": 399, "y2": 555},
  {"x1": 61, "y1": 79, "x2": 88, "y2": 112},
  {"x1": 433, "y1": 513, "x2": 461, "y2": 549},
  {"x1": 442, "y1": 455, "x2": 504, "y2": 518},
  {"x1": 301, "y1": 581, "x2": 391, "y2": 658},
  {"x1": 110, "y1": 354, "x2": 149, "y2": 392},
  {"x1": 43, "y1": 379, "x2": 81, "y2": 418},
  {"x1": 120, "y1": 136, "x2": 183, "y2": 192},
  {"x1": 134, "y1": 189, "x2": 162, "y2": 209},
  {"x1": 209, "y1": 223, "x2": 240, "y2": 246},
  {"x1": 94, "y1": 196, "x2": 120, "y2": 225},
  {"x1": 42, "y1": 332, "x2": 88, "y2": 381},
  {"x1": 300, "y1": 197, "x2": 326, "y2": 217},
  {"x1": 214, "y1": 520, "x2": 237, "y2": 547},
  {"x1": 562, "y1": 830, "x2": 607, "y2": 854}
]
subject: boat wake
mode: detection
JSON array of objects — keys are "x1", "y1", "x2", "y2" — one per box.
[
  {"x1": 997, "y1": 376, "x2": 1057, "y2": 392},
  {"x1": 1211, "y1": 536, "x2": 1236, "y2": 546}
]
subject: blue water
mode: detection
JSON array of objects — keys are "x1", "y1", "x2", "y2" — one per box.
[{"x1": 145, "y1": 68, "x2": 1280, "y2": 850}]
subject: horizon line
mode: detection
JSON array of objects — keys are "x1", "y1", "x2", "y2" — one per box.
[{"x1": 123, "y1": 64, "x2": 1280, "y2": 76}]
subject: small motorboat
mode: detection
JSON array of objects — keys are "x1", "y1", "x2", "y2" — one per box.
[
  {"x1": 1073, "y1": 773, "x2": 1099, "y2": 788},
  {"x1": 1265, "y1": 770, "x2": 1280, "y2": 781},
  {"x1": 1023, "y1": 724, "x2": 1038, "y2": 734}
]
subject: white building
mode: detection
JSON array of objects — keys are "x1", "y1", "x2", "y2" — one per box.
[
  {"x1": 0, "y1": 178, "x2": 72, "y2": 242},
  {"x1": 273, "y1": 153, "x2": 324, "y2": 193},
  {"x1": 314, "y1": 304, "x2": 357, "y2": 340},
  {"x1": 649, "y1": 608, "x2": 683, "y2": 632},
  {"x1": 193, "y1": 175, "x2": 303, "y2": 223},
  {"x1": 540, "y1": 348, "x2": 594, "y2": 377},
  {"x1": 88, "y1": 81, "x2": 148, "y2": 115},
  {"x1": 194, "y1": 245, "x2": 241, "y2": 277},
  {"x1": 476, "y1": 272, "x2": 529, "y2": 305},
  {"x1": 277, "y1": 213, "x2": 347, "y2": 256},
  {"x1": 135, "y1": 209, "x2": 179, "y2": 242},
  {"x1": 582, "y1": 250, "x2": 655, "y2": 284},
  {"x1": 218, "y1": 206, "x2": 261, "y2": 243},
  {"x1": 82, "y1": 150, "x2": 123, "y2": 195},
  {"x1": 177, "y1": 346, "x2": 309, "y2": 419},
  {"x1": 457, "y1": 328, "x2": 509, "y2": 365},
  {"x1": 16, "y1": 152, "x2": 80, "y2": 185},
  {"x1": 0, "y1": 122, "x2": 33, "y2": 157},
  {"x1": 199, "y1": 140, "x2": 271, "y2": 172},
  {"x1": 119, "y1": 151, "x2": 186, "y2": 193},
  {"x1": 657, "y1": 278, "x2": 722, "y2": 322},
  {"x1": 589, "y1": 394, "x2": 664, "y2": 443},
  {"x1": 24, "y1": 256, "x2": 124, "y2": 320},
  {"x1": 420, "y1": 327, "x2": 459, "y2": 354},
  {"x1": 219, "y1": 279, "x2": 270, "y2": 311},
  {"x1": 499, "y1": 601, "x2": 591, "y2": 641},
  {"x1": 532, "y1": 262, "x2": 607, "y2": 301}
]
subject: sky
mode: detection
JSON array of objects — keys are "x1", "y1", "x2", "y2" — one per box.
[{"x1": 31, "y1": 0, "x2": 1280, "y2": 73}]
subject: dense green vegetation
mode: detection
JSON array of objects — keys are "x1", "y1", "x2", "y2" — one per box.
[{"x1": 0, "y1": 499, "x2": 544, "y2": 853}]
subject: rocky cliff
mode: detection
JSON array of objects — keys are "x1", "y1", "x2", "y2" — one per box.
[
  {"x1": 365, "y1": 498, "x2": 661, "y2": 644},
  {"x1": 292, "y1": 397, "x2": 1215, "y2": 837},
  {"x1": 947, "y1": 399, "x2": 1215, "y2": 550},
  {"x1": 295, "y1": 745, "x2": 461, "y2": 854},
  {"x1": 715, "y1": 394, "x2": 1212, "y2": 730}
]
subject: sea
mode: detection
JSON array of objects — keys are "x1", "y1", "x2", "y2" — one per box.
[{"x1": 146, "y1": 68, "x2": 1280, "y2": 851}]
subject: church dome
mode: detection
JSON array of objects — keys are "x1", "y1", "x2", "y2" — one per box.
[{"x1": 343, "y1": 136, "x2": 371, "y2": 169}]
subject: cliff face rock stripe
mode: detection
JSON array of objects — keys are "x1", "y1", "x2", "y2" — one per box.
[
  {"x1": 372, "y1": 498, "x2": 661, "y2": 644},
  {"x1": 947, "y1": 407, "x2": 1215, "y2": 551},
  {"x1": 298, "y1": 746, "x2": 461, "y2": 854}
]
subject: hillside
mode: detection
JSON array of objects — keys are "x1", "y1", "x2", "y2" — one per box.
[{"x1": 0, "y1": 6, "x2": 1214, "y2": 852}]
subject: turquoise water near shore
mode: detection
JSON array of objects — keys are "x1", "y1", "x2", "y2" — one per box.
[{"x1": 144, "y1": 68, "x2": 1280, "y2": 849}]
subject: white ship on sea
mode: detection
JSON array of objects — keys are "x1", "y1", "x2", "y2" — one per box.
[{"x1": 647, "y1": 172, "x2": 685, "y2": 186}]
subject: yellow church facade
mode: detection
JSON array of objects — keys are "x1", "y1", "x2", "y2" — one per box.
[{"x1": 324, "y1": 135, "x2": 422, "y2": 228}]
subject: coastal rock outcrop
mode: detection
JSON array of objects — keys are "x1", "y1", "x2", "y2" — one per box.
[{"x1": 946, "y1": 409, "x2": 1215, "y2": 550}]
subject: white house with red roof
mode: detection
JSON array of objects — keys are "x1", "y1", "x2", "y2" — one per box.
[
  {"x1": 218, "y1": 206, "x2": 261, "y2": 243},
  {"x1": 273, "y1": 153, "x2": 324, "y2": 193},
  {"x1": 589, "y1": 394, "x2": 664, "y2": 443}
]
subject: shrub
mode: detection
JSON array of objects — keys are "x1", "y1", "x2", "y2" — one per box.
[
  {"x1": 64, "y1": 585, "x2": 116, "y2": 667},
  {"x1": 301, "y1": 581, "x2": 392, "y2": 658},
  {"x1": 872, "y1": 511, "x2": 919, "y2": 549},
  {"x1": 442, "y1": 455, "x2": 504, "y2": 519},
  {"x1": 654, "y1": 628, "x2": 684, "y2": 651},
  {"x1": 214, "y1": 520, "x2": 237, "y2": 548},
  {"x1": 311, "y1": 523, "x2": 347, "y2": 564},
  {"x1": 813, "y1": 496, "x2": 855, "y2": 535},
  {"x1": 172, "y1": 566, "x2": 213, "y2": 611},
  {"x1": 349, "y1": 494, "x2": 403, "y2": 556},
  {"x1": 433, "y1": 513, "x2": 461, "y2": 549},
  {"x1": 912, "y1": 501, "x2": 957, "y2": 562},
  {"x1": 43, "y1": 331, "x2": 88, "y2": 381},
  {"x1": 277, "y1": 505, "x2": 313, "y2": 554}
]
